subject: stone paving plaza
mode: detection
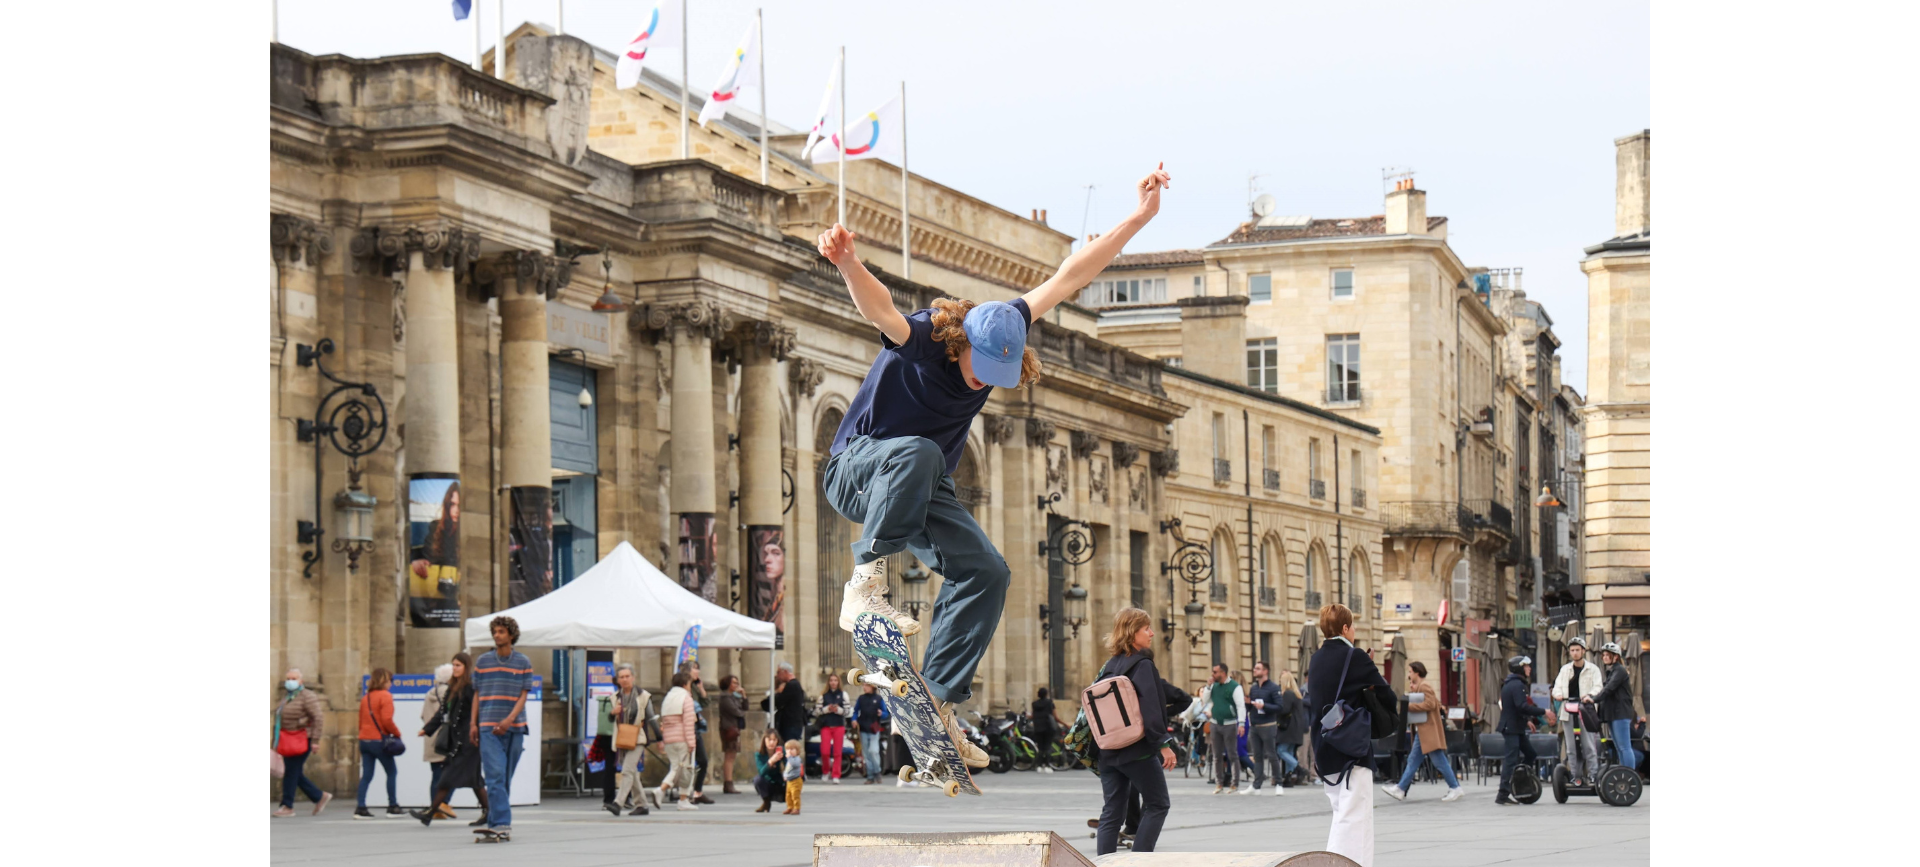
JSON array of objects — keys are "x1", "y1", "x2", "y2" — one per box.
[{"x1": 269, "y1": 768, "x2": 1649, "y2": 866}]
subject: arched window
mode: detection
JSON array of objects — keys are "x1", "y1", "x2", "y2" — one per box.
[
  {"x1": 1306, "y1": 543, "x2": 1328, "y2": 612},
  {"x1": 1258, "y1": 538, "x2": 1279, "y2": 608},
  {"x1": 1210, "y1": 530, "x2": 1235, "y2": 605},
  {"x1": 1350, "y1": 550, "x2": 1372, "y2": 621}
]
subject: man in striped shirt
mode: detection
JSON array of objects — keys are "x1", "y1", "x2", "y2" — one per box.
[{"x1": 471, "y1": 615, "x2": 532, "y2": 840}]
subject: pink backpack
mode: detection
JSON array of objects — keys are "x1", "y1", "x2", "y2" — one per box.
[{"x1": 1081, "y1": 658, "x2": 1147, "y2": 750}]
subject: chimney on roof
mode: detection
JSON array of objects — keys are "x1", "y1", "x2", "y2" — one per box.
[
  {"x1": 1175, "y1": 295, "x2": 1249, "y2": 382},
  {"x1": 1039, "y1": 209, "x2": 1048, "y2": 225},
  {"x1": 1614, "y1": 130, "x2": 1650, "y2": 237},
  {"x1": 1385, "y1": 182, "x2": 1428, "y2": 236}
]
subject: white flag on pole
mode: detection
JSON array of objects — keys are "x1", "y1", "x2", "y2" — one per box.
[
  {"x1": 807, "y1": 95, "x2": 901, "y2": 165},
  {"x1": 616, "y1": 0, "x2": 682, "y2": 90},
  {"x1": 697, "y1": 17, "x2": 761, "y2": 128},
  {"x1": 800, "y1": 60, "x2": 840, "y2": 160}
]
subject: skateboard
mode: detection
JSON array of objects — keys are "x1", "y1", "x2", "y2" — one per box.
[
  {"x1": 848, "y1": 612, "x2": 982, "y2": 798},
  {"x1": 473, "y1": 828, "x2": 510, "y2": 843}
]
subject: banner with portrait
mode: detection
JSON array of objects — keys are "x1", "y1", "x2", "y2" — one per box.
[
  {"x1": 408, "y1": 475, "x2": 462, "y2": 628},
  {"x1": 677, "y1": 512, "x2": 717, "y2": 602},
  {"x1": 746, "y1": 525, "x2": 785, "y2": 649},
  {"x1": 507, "y1": 486, "x2": 554, "y2": 608}
]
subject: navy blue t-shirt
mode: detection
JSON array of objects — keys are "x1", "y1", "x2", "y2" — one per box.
[{"x1": 830, "y1": 299, "x2": 1031, "y2": 475}]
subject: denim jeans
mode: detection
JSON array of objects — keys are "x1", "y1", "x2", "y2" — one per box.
[
  {"x1": 1395, "y1": 733, "x2": 1460, "y2": 790},
  {"x1": 1276, "y1": 742, "x2": 1300, "y2": 776},
  {"x1": 280, "y1": 749, "x2": 324, "y2": 807},
  {"x1": 1609, "y1": 719, "x2": 1639, "y2": 772},
  {"x1": 823, "y1": 436, "x2": 1012, "y2": 705},
  {"x1": 861, "y1": 731, "x2": 882, "y2": 777},
  {"x1": 356, "y1": 740, "x2": 398, "y2": 808},
  {"x1": 479, "y1": 729, "x2": 525, "y2": 829}
]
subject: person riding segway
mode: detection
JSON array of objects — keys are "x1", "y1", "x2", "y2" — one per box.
[{"x1": 1495, "y1": 655, "x2": 1553, "y2": 806}]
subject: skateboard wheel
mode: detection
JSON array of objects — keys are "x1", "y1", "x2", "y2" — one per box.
[
  {"x1": 899, "y1": 765, "x2": 915, "y2": 784},
  {"x1": 942, "y1": 780, "x2": 961, "y2": 798},
  {"x1": 848, "y1": 667, "x2": 867, "y2": 687},
  {"x1": 891, "y1": 679, "x2": 911, "y2": 698}
]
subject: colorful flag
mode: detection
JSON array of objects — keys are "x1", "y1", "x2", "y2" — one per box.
[
  {"x1": 800, "y1": 60, "x2": 840, "y2": 160},
  {"x1": 452, "y1": 0, "x2": 472, "y2": 21},
  {"x1": 676, "y1": 624, "x2": 701, "y2": 667},
  {"x1": 807, "y1": 95, "x2": 902, "y2": 165},
  {"x1": 616, "y1": 0, "x2": 682, "y2": 91},
  {"x1": 697, "y1": 17, "x2": 761, "y2": 128}
]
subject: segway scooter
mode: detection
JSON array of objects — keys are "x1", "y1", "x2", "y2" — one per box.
[{"x1": 1551, "y1": 714, "x2": 1643, "y2": 806}]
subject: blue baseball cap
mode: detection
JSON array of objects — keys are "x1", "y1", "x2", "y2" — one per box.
[{"x1": 963, "y1": 300, "x2": 1029, "y2": 388}]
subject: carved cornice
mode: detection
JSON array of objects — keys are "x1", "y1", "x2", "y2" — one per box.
[
  {"x1": 348, "y1": 225, "x2": 482, "y2": 276},
  {"x1": 480, "y1": 250, "x2": 575, "y2": 300},
  {"x1": 1070, "y1": 429, "x2": 1099, "y2": 460},
  {"x1": 788, "y1": 357, "x2": 825, "y2": 398},
  {"x1": 1025, "y1": 418, "x2": 1057, "y2": 448},
  {"x1": 983, "y1": 414, "x2": 1017, "y2": 446},
  {"x1": 270, "y1": 214, "x2": 334, "y2": 265},
  {"x1": 631, "y1": 299, "x2": 735, "y2": 343},
  {"x1": 1111, "y1": 441, "x2": 1140, "y2": 469},
  {"x1": 1150, "y1": 449, "x2": 1179, "y2": 478}
]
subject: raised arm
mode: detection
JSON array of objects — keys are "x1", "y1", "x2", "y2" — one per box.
[
  {"x1": 817, "y1": 224, "x2": 911, "y2": 345},
  {"x1": 1021, "y1": 163, "x2": 1171, "y2": 322}
]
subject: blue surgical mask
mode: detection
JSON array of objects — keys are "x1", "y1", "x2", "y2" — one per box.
[{"x1": 285, "y1": 679, "x2": 302, "y2": 692}]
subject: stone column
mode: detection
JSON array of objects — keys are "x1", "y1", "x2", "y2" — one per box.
[
  {"x1": 497, "y1": 251, "x2": 573, "y2": 610},
  {"x1": 645, "y1": 301, "x2": 732, "y2": 604},
  {"x1": 736, "y1": 321, "x2": 794, "y2": 697},
  {"x1": 356, "y1": 226, "x2": 480, "y2": 673}
]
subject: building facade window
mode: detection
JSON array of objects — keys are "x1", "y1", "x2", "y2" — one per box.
[
  {"x1": 1248, "y1": 273, "x2": 1272, "y2": 302},
  {"x1": 1081, "y1": 276, "x2": 1168, "y2": 307},
  {"x1": 1332, "y1": 268, "x2": 1354, "y2": 299},
  {"x1": 1326, "y1": 333, "x2": 1361, "y2": 403},
  {"x1": 1163, "y1": 356, "x2": 1183, "y2": 368},
  {"x1": 1193, "y1": 274, "x2": 1204, "y2": 297},
  {"x1": 1246, "y1": 337, "x2": 1278, "y2": 393}
]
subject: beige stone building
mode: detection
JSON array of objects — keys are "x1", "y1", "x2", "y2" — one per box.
[
  {"x1": 269, "y1": 27, "x2": 1381, "y2": 795},
  {"x1": 1090, "y1": 181, "x2": 1584, "y2": 712},
  {"x1": 1580, "y1": 131, "x2": 1651, "y2": 636}
]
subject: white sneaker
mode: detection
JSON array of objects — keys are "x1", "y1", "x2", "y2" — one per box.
[
  {"x1": 935, "y1": 701, "x2": 990, "y2": 768},
  {"x1": 837, "y1": 561, "x2": 922, "y2": 635},
  {"x1": 1441, "y1": 787, "x2": 1464, "y2": 802},
  {"x1": 676, "y1": 801, "x2": 699, "y2": 811},
  {"x1": 1212, "y1": 785, "x2": 1225, "y2": 795},
  {"x1": 1272, "y1": 785, "x2": 1284, "y2": 796},
  {"x1": 1238, "y1": 784, "x2": 1254, "y2": 795},
  {"x1": 1380, "y1": 784, "x2": 1407, "y2": 801}
]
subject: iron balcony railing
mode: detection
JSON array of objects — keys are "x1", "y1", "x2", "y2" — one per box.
[
  {"x1": 1213, "y1": 458, "x2": 1233, "y2": 483},
  {"x1": 1461, "y1": 499, "x2": 1513, "y2": 538},
  {"x1": 1304, "y1": 590, "x2": 1323, "y2": 611},
  {"x1": 1351, "y1": 488, "x2": 1367, "y2": 508},
  {"x1": 1263, "y1": 468, "x2": 1281, "y2": 491},
  {"x1": 1258, "y1": 586, "x2": 1278, "y2": 608},
  {"x1": 1210, "y1": 583, "x2": 1229, "y2": 603},
  {"x1": 1380, "y1": 501, "x2": 1471, "y2": 537},
  {"x1": 1309, "y1": 478, "x2": 1327, "y2": 500},
  {"x1": 1348, "y1": 593, "x2": 1363, "y2": 613}
]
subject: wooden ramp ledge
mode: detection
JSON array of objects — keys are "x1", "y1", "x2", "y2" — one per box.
[{"x1": 811, "y1": 833, "x2": 1356, "y2": 867}]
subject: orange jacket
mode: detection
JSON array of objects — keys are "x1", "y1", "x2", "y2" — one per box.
[{"x1": 359, "y1": 689, "x2": 397, "y2": 741}]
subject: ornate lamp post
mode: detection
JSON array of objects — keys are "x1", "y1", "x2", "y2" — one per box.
[
  {"x1": 295, "y1": 339, "x2": 389, "y2": 577},
  {"x1": 1159, "y1": 517, "x2": 1214, "y2": 648}
]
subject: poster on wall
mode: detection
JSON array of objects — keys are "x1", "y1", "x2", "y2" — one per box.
[
  {"x1": 677, "y1": 512, "x2": 717, "y2": 602},
  {"x1": 507, "y1": 487, "x2": 554, "y2": 607},
  {"x1": 408, "y1": 476, "x2": 461, "y2": 628},
  {"x1": 746, "y1": 525, "x2": 785, "y2": 648}
]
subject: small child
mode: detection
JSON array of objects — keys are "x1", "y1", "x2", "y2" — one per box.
[
  {"x1": 781, "y1": 739, "x2": 805, "y2": 815},
  {"x1": 753, "y1": 731, "x2": 784, "y2": 813}
]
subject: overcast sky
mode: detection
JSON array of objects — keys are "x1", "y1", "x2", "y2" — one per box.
[{"x1": 276, "y1": 0, "x2": 1648, "y2": 393}]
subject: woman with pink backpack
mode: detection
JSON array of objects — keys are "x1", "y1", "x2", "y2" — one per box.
[{"x1": 1084, "y1": 608, "x2": 1178, "y2": 855}]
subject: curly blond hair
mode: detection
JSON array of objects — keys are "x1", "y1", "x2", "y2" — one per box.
[{"x1": 928, "y1": 298, "x2": 1041, "y2": 388}]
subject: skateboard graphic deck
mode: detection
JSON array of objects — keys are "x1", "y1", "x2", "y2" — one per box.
[{"x1": 849, "y1": 612, "x2": 982, "y2": 797}]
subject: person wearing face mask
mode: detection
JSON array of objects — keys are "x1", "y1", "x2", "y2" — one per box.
[{"x1": 272, "y1": 669, "x2": 332, "y2": 817}]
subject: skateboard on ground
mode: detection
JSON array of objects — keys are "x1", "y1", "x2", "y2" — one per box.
[
  {"x1": 473, "y1": 828, "x2": 510, "y2": 843},
  {"x1": 848, "y1": 612, "x2": 982, "y2": 798}
]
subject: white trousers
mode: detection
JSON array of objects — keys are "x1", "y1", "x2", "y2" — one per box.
[
  {"x1": 612, "y1": 746, "x2": 644, "y2": 808},
  {"x1": 662, "y1": 742, "x2": 697, "y2": 798},
  {"x1": 1323, "y1": 765, "x2": 1374, "y2": 867}
]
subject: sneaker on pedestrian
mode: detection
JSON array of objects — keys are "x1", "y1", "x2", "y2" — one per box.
[
  {"x1": 1238, "y1": 783, "x2": 1254, "y2": 795},
  {"x1": 1271, "y1": 785, "x2": 1284, "y2": 796},
  {"x1": 409, "y1": 808, "x2": 435, "y2": 826},
  {"x1": 602, "y1": 802, "x2": 622, "y2": 816},
  {"x1": 629, "y1": 804, "x2": 650, "y2": 816},
  {"x1": 1212, "y1": 785, "x2": 1224, "y2": 794},
  {"x1": 1380, "y1": 784, "x2": 1407, "y2": 801},
  {"x1": 830, "y1": 776, "x2": 840, "y2": 785},
  {"x1": 312, "y1": 792, "x2": 333, "y2": 816},
  {"x1": 837, "y1": 560, "x2": 922, "y2": 635},
  {"x1": 469, "y1": 816, "x2": 489, "y2": 827},
  {"x1": 385, "y1": 805, "x2": 407, "y2": 818},
  {"x1": 272, "y1": 806, "x2": 295, "y2": 818},
  {"x1": 432, "y1": 803, "x2": 456, "y2": 819},
  {"x1": 676, "y1": 801, "x2": 700, "y2": 811},
  {"x1": 352, "y1": 807, "x2": 376, "y2": 820},
  {"x1": 1495, "y1": 795, "x2": 1517, "y2": 806},
  {"x1": 935, "y1": 700, "x2": 989, "y2": 768},
  {"x1": 1441, "y1": 787, "x2": 1464, "y2": 802}
]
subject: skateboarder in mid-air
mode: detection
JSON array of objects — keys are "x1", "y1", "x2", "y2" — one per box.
[{"x1": 816, "y1": 162, "x2": 1173, "y2": 768}]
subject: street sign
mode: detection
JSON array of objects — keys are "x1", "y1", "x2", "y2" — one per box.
[
  {"x1": 1395, "y1": 603, "x2": 1411, "y2": 616},
  {"x1": 1451, "y1": 647, "x2": 1466, "y2": 663},
  {"x1": 1513, "y1": 609, "x2": 1535, "y2": 629}
]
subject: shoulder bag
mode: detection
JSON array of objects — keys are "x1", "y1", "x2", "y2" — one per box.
[
  {"x1": 274, "y1": 695, "x2": 311, "y2": 757},
  {"x1": 1316, "y1": 645, "x2": 1372, "y2": 784},
  {"x1": 372, "y1": 697, "x2": 407, "y2": 757}
]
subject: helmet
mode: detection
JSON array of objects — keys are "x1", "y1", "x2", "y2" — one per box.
[
  {"x1": 1565, "y1": 636, "x2": 1587, "y2": 650},
  {"x1": 1599, "y1": 642, "x2": 1623, "y2": 656},
  {"x1": 1507, "y1": 655, "x2": 1532, "y2": 674}
]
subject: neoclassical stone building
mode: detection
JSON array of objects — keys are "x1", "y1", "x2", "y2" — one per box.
[{"x1": 269, "y1": 28, "x2": 1386, "y2": 792}]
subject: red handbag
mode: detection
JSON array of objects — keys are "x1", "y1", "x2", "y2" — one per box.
[{"x1": 275, "y1": 727, "x2": 310, "y2": 757}]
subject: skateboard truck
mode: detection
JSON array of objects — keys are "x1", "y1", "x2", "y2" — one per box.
[
  {"x1": 848, "y1": 663, "x2": 911, "y2": 698},
  {"x1": 898, "y1": 760, "x2": 965, "y2": 797}
]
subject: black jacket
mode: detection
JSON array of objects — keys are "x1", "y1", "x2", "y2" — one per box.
[
  {"x1": 1497, "y1": 673, "x2": 1547, "y2": 735},
  {"x1": 1246, "y1": 678, "x2": 1284, "y2": 726},
  {"x1": 1307, "y1": 638, "x2": 1388, "y2": 779},
  {"x1": 1592, "y1": 663, "x2": 1636, "y2": 722},
  {"x1": 1277, "y1": 690, "x2": 1306, "y2": 742},
  {"x1": 759, "y1": 679, "x2": 808, "y2": 734},
  {"x1": 1095, "y1": 651, "x2": 1173, "y2": 769}
]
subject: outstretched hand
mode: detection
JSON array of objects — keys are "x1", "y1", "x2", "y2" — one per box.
[
  {"x1": 816, "y1": 223, "x2": 858, "y2": 267},
  {"x1": 1135, "y1": 162, "x2": 1171, "y2": 219}
]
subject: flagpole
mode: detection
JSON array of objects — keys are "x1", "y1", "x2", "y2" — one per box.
[
  {"x1": 555, "y1": 0, "x2": 564, "y2": 35},
  {"x1": 472, "y1": 1, "x2": 483, "y2": 71},
  {"x1": 836, "y1": 46, "x2": 846, "y2": 229},
  {"x1": 757, "y1": 8, "x2": 768, "y2": 186},
  {"x1": 900, "y1": 80, "x2": 910, "y2": 281},
  {"x1": 495, "y1": 0, "x2": 505, "y2": 80},
  {"x1": 271, "y1": 0, "x2": 278, "y2": 42},
  {"x1": 679, "y1": 0, "x2": 690, "y2": 160}
]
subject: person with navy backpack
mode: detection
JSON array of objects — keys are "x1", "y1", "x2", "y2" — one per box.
[
  {"x1": 1306, "y1": 604, "x2": 1389, "y2": 867},
  {"x1": 1089, "y1": 607, "x2": 1177, "y2": 856}
]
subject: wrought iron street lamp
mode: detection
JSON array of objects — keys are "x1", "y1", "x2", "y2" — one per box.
[
  {"x1": 295, "y1": 339, "x2": 389, "y2": 578},
  {"x1": 1183, "y1": 600, "x2": 1208, "y2": 647},
  {"x1": 551, "y1": 347, "x2": 594, "y2": 408},
  {"x1": 590, "y1": 248, "x2": 628, "y2": 313},
  {"x1": 1063, "y1": 581, "x2": 1089, "y2": 639},
  {"x1": 900, "y1": 558, "x2": 932, "y2": 621}
]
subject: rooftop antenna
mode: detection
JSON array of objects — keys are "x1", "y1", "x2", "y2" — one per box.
[
  {"x1": 1247, "y1": 172, "x2": 1267, "y2": 217},
  {"x1": 1381, "y1": 167, "x2": 1416, "y2": 195},
  {"x1": 1077, "y1": 184, "x2": 1095, "y2": 250}
]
